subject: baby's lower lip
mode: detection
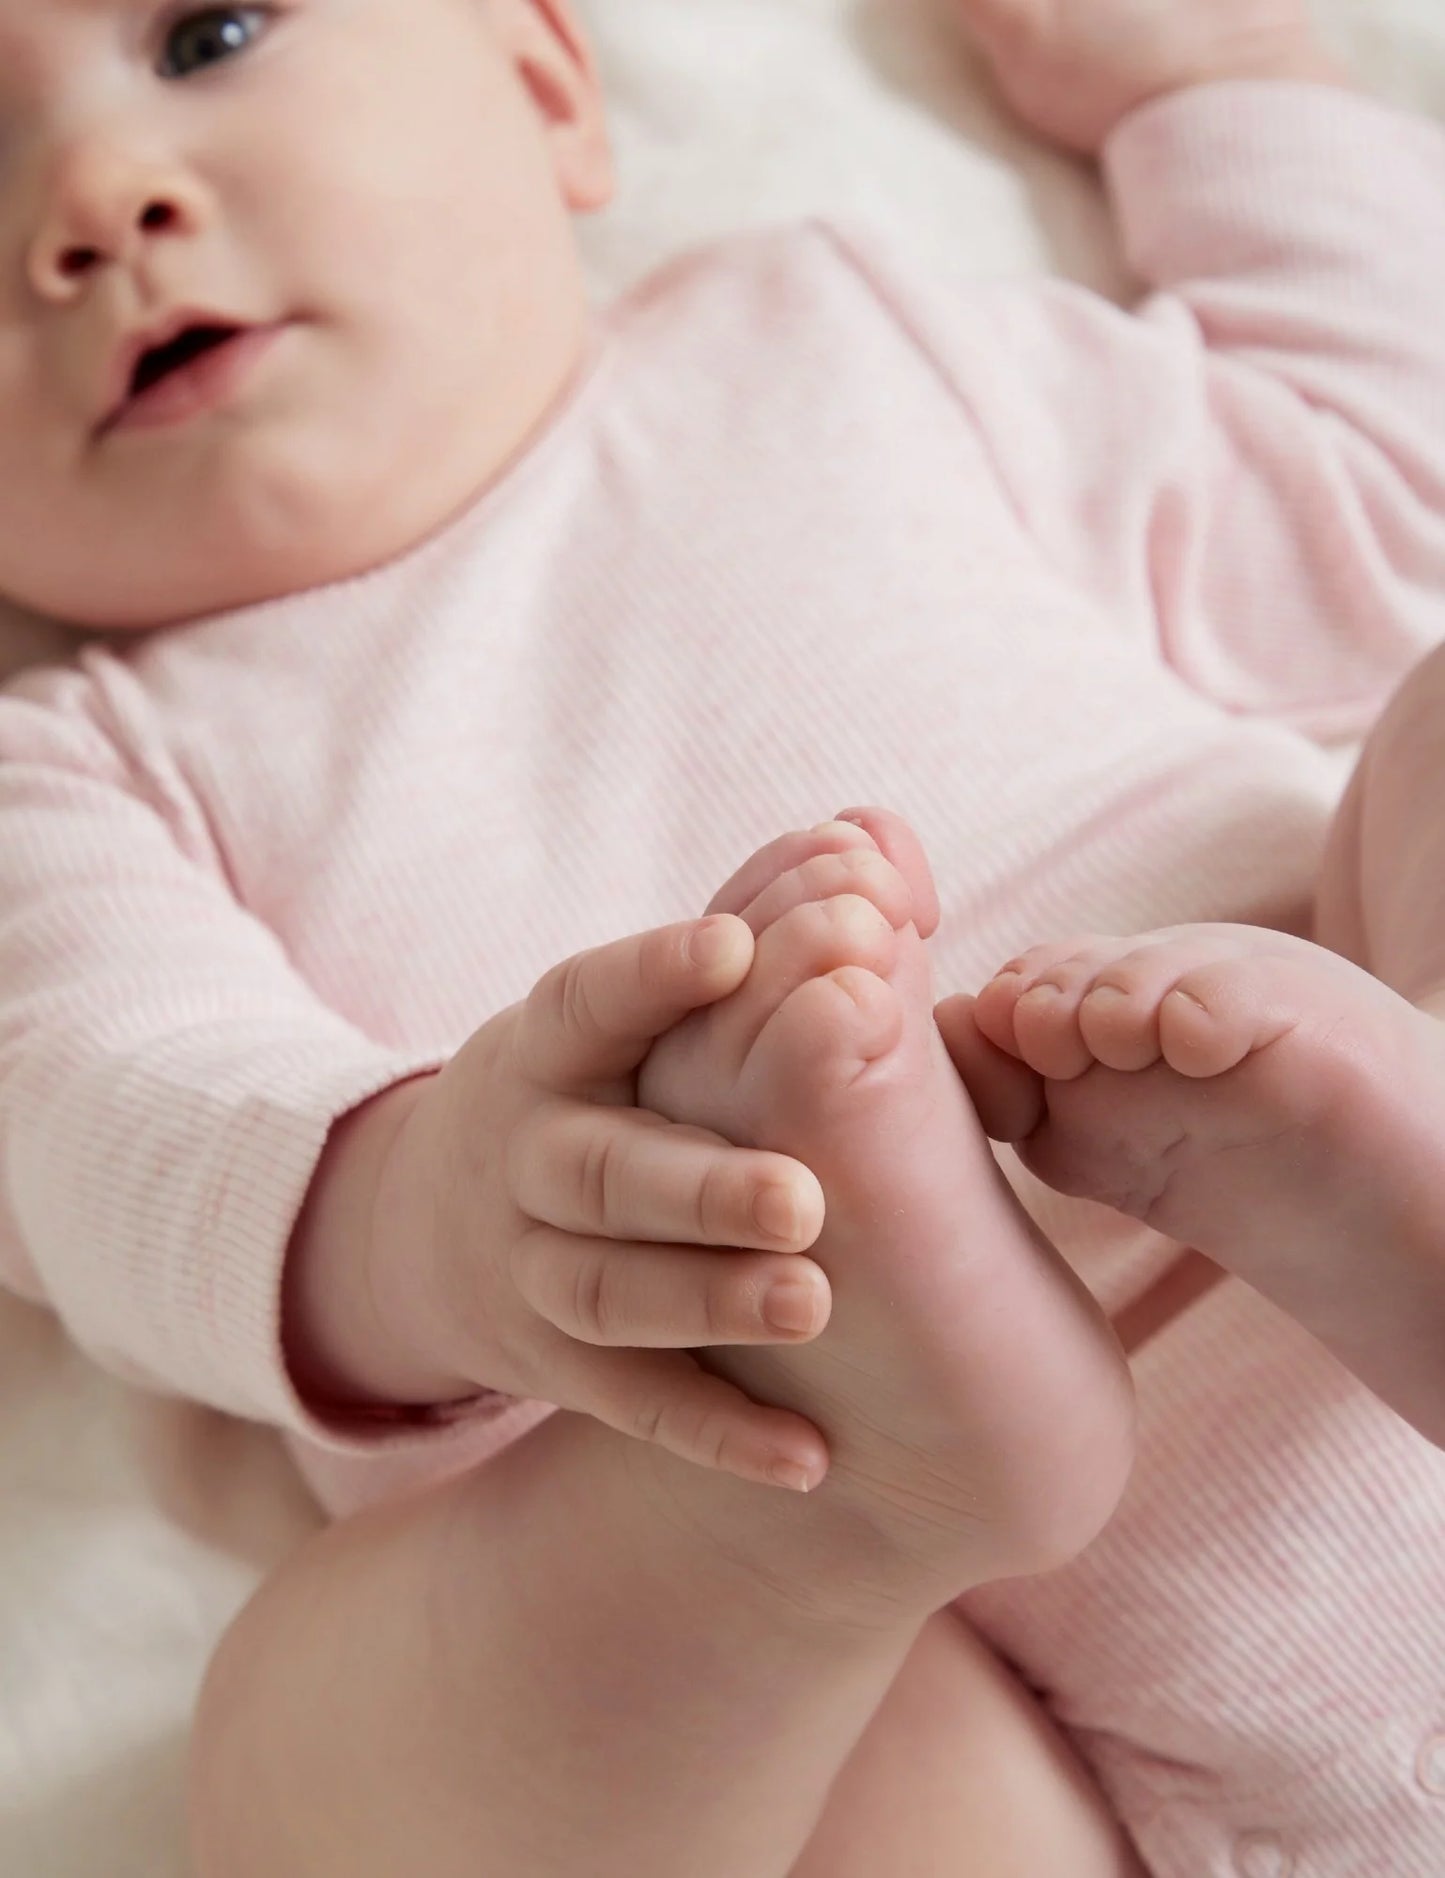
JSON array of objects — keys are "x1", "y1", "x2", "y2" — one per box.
[{"x1": 103, "y1": 322, "x2": 289, "y2": 437}]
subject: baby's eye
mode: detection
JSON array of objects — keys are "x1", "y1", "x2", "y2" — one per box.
[{"x1": 157, "y1": 7, "x2": 269, "y2": 79}]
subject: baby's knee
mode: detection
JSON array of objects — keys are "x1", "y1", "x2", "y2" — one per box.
[
  {"x1": 187, "y1": 1506, "x2": 419, "y2": 1877},
  {"x1": 188, "y1": 1565, "x2": 296, "y2": 1877},
  {"x1": 1369, "y1": 641, "x2": 1445, "y2": 763}
]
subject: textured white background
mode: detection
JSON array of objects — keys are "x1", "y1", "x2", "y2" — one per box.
[{"x1": 1, "y1": 4, "x2": 1442, "y2": 1872}]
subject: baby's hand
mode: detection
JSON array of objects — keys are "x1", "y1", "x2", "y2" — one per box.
[
  {"x1": 366, "y1": 917, "x2": 834, "y2": 1492},
  {"x1": 954, "y1": 0, "x2": 1351, "y2": 155}
]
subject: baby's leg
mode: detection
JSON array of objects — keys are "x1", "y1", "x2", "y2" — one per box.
[
  {"x1": 942, "y1": 644, "x2": 1445, "y2": 1446},
  {"x1": 637, "y1": 817, "x2": 1138, "y2": 1607},
  {"x1": 190, "y1": 1410, "x2": 921, "y2": 1878},
  {"x1": 1314, "y1": 639, "x2": 1445, "y2": 1013},
  {"x1": 191, "y1": 1419, "x2": 1141, "y2": 1878}
]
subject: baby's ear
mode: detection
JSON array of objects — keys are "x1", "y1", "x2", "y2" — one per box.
[{"x1": 497, "y1": 0, "x2": 615, "y2": 212}]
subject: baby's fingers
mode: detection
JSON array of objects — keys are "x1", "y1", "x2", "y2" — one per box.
[
  {"x1": 513, "y1": 1104, "x2": 825, "y2": 1253},
  {"x1": 518, "y1": 916, "x2": 756, "y2": 1092},
  {"x1": 549, "y1": 1342, "x2": 830, "y2": 1493},
  {"x1": 513, "y1": 1228, "x2": 832, "y2": 1347}
]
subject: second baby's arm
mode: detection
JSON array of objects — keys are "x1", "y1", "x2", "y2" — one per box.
[{"x1": 885, "y1": 0, "x2": 1445, "y2": 739}]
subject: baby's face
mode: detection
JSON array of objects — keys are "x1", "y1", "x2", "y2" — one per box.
[{"x1": 0, "y1": 0, "x2": 613, "y2": 629}]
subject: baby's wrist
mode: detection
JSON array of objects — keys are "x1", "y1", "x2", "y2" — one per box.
[
  {"x1": 1142, "y1": 41, "x2": 1355, "y2": 119},
  {"x1": 283, "y1": 1073, "x2": 472, "y2": 1413}
]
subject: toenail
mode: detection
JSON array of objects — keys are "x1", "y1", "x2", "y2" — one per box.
[
  {"x1": 1019, "y1": 983, "x2": 1062, "y2": 1001},
  {"x1": 764, "y1": 1279, "x2": 822, "y2": 1334},
  {"x1": 689, "y1": 918, "x2": 740, "y2": 972},
  {"x1": 1085, "y1": 984, "x2": 1127, "y2": 1002}
]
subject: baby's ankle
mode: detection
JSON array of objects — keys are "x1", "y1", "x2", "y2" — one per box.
[{"x1": 617, "y1": 1423, "x2": 956, "y2": 1639}]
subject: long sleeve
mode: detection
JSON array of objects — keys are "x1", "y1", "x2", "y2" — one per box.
[
  {"x1": 824, "y1": 81, "x2": 1445, "y2": 744},
  {"x1": 0, "y1": 664, "x2": 450, "y2": 1444}
]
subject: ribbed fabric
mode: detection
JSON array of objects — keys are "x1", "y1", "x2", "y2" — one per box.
[
  {"x1": 1, "y1": 80, "x2": 1444, "y2": 1871},
  {"x1": 958, "y1": 1264, "x2": 1445, "y2": 1877}
]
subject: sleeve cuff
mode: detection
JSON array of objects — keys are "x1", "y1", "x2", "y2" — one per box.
[{"x1": 1103, "y1": 79, "x2": 1445, "y2": 289}]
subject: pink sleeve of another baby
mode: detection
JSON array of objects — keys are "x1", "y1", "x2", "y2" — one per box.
[
  {"x1": 0, "y1": 661, "x2": 454, "y2": 1450},
  {"x1": 825, "y1": 81, "x2": 1445, "y2": 744}
]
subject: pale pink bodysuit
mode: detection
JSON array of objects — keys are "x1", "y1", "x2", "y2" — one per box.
[{"x1": 2, "y1": 81, "x2": 1443, "y2": 1877}]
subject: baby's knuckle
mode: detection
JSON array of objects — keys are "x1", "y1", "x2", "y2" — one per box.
[
  {"x1": 558, "y1": 950, "x2": 604, "y2": 1041},
  {"x1": 569, "y1": 1251, "x2": 617, "y2": 1341},
  {"x1": 628, "y1": 1392, "x2": 668, "y2": 1446},
  {"x1": 577, "y1": 1127, "x2": 623, "y2": 1232},
  {"x1": 698, "y1": 1270, "x2": 743, "y2": 1340},
  {"x1": 827, "y1": 891, "x2": 886, "y2": 932},
  {"x1": 691, "y1": 1158, "x2": 735, "y2": 1241},
  {"x1": 693, "y1": 1408, "x2": 735, "y2": 1472},
  {"x1": 650, "y1": 1395, "x2": 725, "y2": 1469}
]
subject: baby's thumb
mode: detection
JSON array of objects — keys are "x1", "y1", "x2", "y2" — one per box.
[{"x1": 518, "y1": 917, "x2": 754, "y2": 1090}]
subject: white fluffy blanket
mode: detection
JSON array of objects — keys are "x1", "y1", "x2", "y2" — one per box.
[{"x1": 2, "y1": 4, "x2": 1441, "y2": 1870}]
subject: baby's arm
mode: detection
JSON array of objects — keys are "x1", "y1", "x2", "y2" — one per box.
[
  {"x1": 863, "y1": 3, "x2": 1445, "y2": 739},
  {"x1": 957, "y1": 0, "x2": 1350, "y2": 157},
  {"x1": 0, "y1": 678, "x2": 826, "y2": 1492}
]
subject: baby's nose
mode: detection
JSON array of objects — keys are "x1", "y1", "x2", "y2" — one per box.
[{"x1": 26, "y1": 140, "x2": 207, "y2": 301}]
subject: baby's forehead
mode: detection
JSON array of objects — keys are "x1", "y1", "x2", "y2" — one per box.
[
  {"x1": 0, "y1": 1, "x2": 102, "y2": 67},
  {"x1": 0, "y1": 0, "x2": 154, "y2": 57}
]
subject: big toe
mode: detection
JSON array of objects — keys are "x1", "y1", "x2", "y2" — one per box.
[{"x1": 935, "y1": 992, "x2": 1046, "y2": 1142}]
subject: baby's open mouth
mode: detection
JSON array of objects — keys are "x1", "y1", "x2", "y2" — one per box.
[
  {"x1": 130, "y1": 324, "x2": 242, "y2": 397},
  {"x1": 94, "y1": 315, "x2": 285, "y2": 441}
]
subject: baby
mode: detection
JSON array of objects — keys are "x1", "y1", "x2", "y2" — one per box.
[{"x1": 0, "y1": 0, "x2": 1443, "y2": 1873}]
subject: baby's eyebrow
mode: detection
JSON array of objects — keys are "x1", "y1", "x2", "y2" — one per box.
[{"x1": 0, "y1": 0, "x2": 147, "y2": 94}]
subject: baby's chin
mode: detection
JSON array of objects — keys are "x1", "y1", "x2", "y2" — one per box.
[
  {"x1": 0, "y1": 596, "x2": 79, "y2": 682},
  {"x1": 3, "y1": 490, "x2": 440, "y2": 633}
]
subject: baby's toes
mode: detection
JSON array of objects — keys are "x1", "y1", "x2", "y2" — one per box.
[
  {"x1": 974, "y1": 939, "x2": 1091, "y2": 1055},
  {"x1": 740, "y1": 845, "x2": 912, "y2": 941},
  {"x1": 982, "y1": 941, "x2": 1124, "y2": 1079},
  {"x1": 745, "y1": 964, "x2": 904, "y2": 1121},
  {"x1": 1075, "y1": 937, "x2": 1292, "y2": 1080},
  {"x1": 1073, "y1": 941, "x2": 1260, "y2": 1075},
  {"x1": 1153, "y1": 960, "x2": 1295, "y2": 1079},
  {"x1": 1011, "y1": 970, "x2": 1101, "y2": 1078},
  {"x1": 725, "y1": 894, "x2": 901, "y2": 1079},
  {"x1": 702, "y1": 818, "x2": 871, "y2": 920},
  {"x1": 704, "y1": 821, "x2": 877, "y2": 921},
  {"x1": 1075, "y1": 971, "x2": 1168, "y2": 1074}
]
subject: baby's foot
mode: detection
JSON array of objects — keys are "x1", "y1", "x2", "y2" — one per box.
[
  {"x1": 638, "y1": 814, "x2": 1136, "y2": 1622},
  {"x1": 948, "y1": 925, "x2": 1445, "y2": 1447}
]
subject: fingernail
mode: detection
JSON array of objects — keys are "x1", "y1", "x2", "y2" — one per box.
[
  {"x1": 764, "y1": 1279, "x2": 821, "y2": 1334},
  {"x1": 753, "y1": 1183, "x2": 799, "y2": 1243},
  {"x1": 689, "y1": 917, "x2": 737, "y2": 971},
  {"x1": 769, "y1": 1459, "x2": 815, "y2": 1493}
]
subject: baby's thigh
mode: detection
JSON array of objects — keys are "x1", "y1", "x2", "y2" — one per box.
[{"x1": 791, "y1": 1606, "x2": 1147, "y2": 1878}]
